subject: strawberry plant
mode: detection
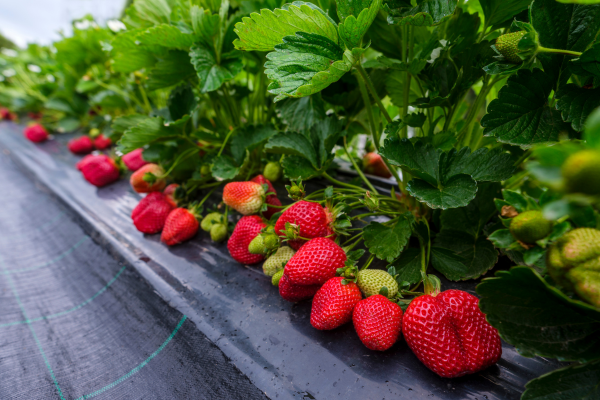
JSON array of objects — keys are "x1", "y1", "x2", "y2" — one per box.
[{"x1": 2, "y1": 0, "x2": 600, "y2": 397}]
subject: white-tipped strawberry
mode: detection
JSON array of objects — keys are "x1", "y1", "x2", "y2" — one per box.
[{"x1": 222, "y1": 181, "x2": 265, "y2": 215}]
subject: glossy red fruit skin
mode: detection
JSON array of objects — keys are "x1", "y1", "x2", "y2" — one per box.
[
  {"x1": 163, "y1": 183, "x2": 179, "y2": 207},
  {"x1": 130, "y1": 163, "x2": 166, "y2": 193},
  {"x1": 274, "y1": 200, "x2": 333, "y2": 250},
  {"x1": 93, "y1": 134, "x2": 112, "y2": 150},
  {"x1": 227, "y1": 215, "x2": 266, "y2": 264},
  {"x1": 222, "y1": 181, "x2": 264, "y2": 215},
  {"x1": 131, "y1": 192, "x2": 174, "y2": 234},
  {"x1": 161, "y1": 208, "x2": 199, "y2": 246},
  {"x1": 250, "y1": 174, "x2": 281, "y2": 219},
  {"x1": 402, "y1": 289, "x2": 502, "y2": 378},
  {"x1": 279, "y1": 273, "x2": 321, "y2": 302},
  {"x1": 363, "y1": 152, "x2": 391, "y2": 179},
  {"x1": 353, "y1": 295, "x2": 403, "y2": 351},
  {"x1": 76, "y1": 154, "x2": 120, "y2": 187},
  {"x1": 122, "y1": 148, "x2": 148, "y2": 171},
  {"x1": 285, "y1": 237, "x2": 346, "y2": 286},
  {"x1": 311, "y1": 277, "x2": 362, "y2": 330},
  {"x1": 68, "y1": 136, "x2": 94, "y2": 154},
  {"x1": 23, "y1": 124, "x2": 48, "y2": 143}
]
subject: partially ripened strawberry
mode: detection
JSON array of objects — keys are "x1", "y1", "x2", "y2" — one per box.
[
  {"x1": 363, "y1": 152, "x2": 391, "y2": 178},
  {"x1": 274, "y1": 200, "x2": 334, "y2": 250},
  {"x1": 23, "y1": 123, "x2": 48, "y2": 143},
  {"x1": 402, "y1": 289, "x2": 502, "y2": 378},
  {"x1": 353, "y1": 295, "x2": 403, "y2": 351},
  {"x1": 93, "y1": 134, "x2": 112, "y2": 150},
  {"x1": 163, "y1": 183, "x2": 179, "y2": 207},
  {"x1": 285, "y1": 237, "x2": 346, "y2": 286},
  {"x1": 279, "y1": 273, "x2": 320, "y2": 302},
  {"x1": 130, "y1": 163, "x2": 166, "y2": 193},
  {"x1": 227, "y1": 215, "x2": 267, "y2": 264},
  {"x1": 161, "y1": 207, "x2": 200, "y2": 246},
  {"x1": 122, "y1": 148, "x2": 149, "y2": 171},
  {"x1": 68, "y1": 136, "x2": 94, "y2": 154},
  {"x1": 250, "y1": 174, "x2": 282, "y2": 219},
  {"x1": 76, "y1": 154, "x2": 120, "y2": 187},
  {"x1": 131, "y1": 192, "x2": 174, "y2": 234},
  {"x1": 311, "y1": 277, "x2": 362, "y2": 330},
  {"x1": 223, "y1": 181, "x2": 265, "y2": 215}
]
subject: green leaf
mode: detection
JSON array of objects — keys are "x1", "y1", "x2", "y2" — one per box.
[
  {"x1": 435, "y1": 230, "x2": 498, "y2": 280},
  {"x1": 386, "y1": 69, "x2": 422, "y2": 108},
  {"x1": 479, "y1": 0, "x2": 532, "y2": 27},
  {"x1": 310, "y1": 116, "x2": 345, "y2": 166},
  {"x1": 379, "y1": 138, "x2": 440, "y2": 185},
  {"x1": 230, "y1": 124, "x2": 278, "y2": 165},
  {"x1": 404, "y1": 112, "x2": 426, "y2": 128},
  {"x1": 276, "y1": 94, "x2": 326, "y2": 131},
  {"x1": 138, "y1": 24, "x2": 196, "y2": 49},
  {"x1": 264, "y1": 32, "x2": 352, "y2": 101},
  {"x1": 408, "y1": 175, "x2": 478, "y2": 209},
  {"x1": 118, "y1": 116, "x2": 178, "y2": 153},
  {"x1": 388, "y1": 247, "x2": 422, "y2": 285},
  {"x1": 265, "y1": 131, "x2": 319, "y2": 168},
  {"x1": 430, "y1": 246, "x2": 468, "y2": 280},
  {"x1": 211, "y1": 155, "x2": 240, "y2": 180},
  {"x1": 477, "y1": 266, "x2": 600, "y2": 362},
  {"x1": 89, "y1": 90, "x2": 128, "y2": 109},
  {"x1": 338, "y1": 0, "x2": 382, "y2": 49},
  {"x1": 111, "y1": 30, "x2": 158, "y2": 73},
  {"x1": 440, "y1": 182, "x2": 501, "y2": 236},
  {"x1": 189, "y1": 44, "x2": 243, "y2": 93},
  {"x1": 112, "y1": 114, "x2": 150, "y2": 135},
  {"x1": 488, "y1": 229, "x2": 516, "y2": 248},
  {"x1": 281, "y1": 155, "x2": 321, "y2": 179},
  {"x1": 387, "y1": 0, "x2": 457, "y2": 26},
  {"x1": 481, "y1": 68, "x2": 571, "y2": 148},
  {"x1": 522, "y1": 360, "x2": 600, "y2": 400},
  {"x1": 556, "y1": 84, "x2": 600, "y2": 132},
  {"x1": 502, "y1": 189, "x2": 529, "y2": 212},
  {"x1": 233, "y1": 2, "x2": 339, "y2": 51},
  {"x1": 190, "y1": 6, "x2": 220, "y2": 45},
  {"x1": 147, "y1": 50, "x2": 197, "y2": 91},
  {"x1": 363, "y1": 214, "x2": 415, "y2": 262},
  {"x1": 557, "y1": 0, "x2": 600, "y2": 2},
  {"x1": 584, "y1": 106, "x2": 600, "y2": 150},
  {"x1": 570, "y1": 43, "x2": 600, "y2": 79},
  {"x1": 168, "y1": 84, "x2": 197, "y2": 122}
]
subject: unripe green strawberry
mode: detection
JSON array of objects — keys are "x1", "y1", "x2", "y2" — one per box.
[
  {"x1": 357, "y1": 269, "x2": 399, "y2": 298},
  {"x1": 263, "y1": 233, "x2": 280, "y2": 251},
  {"x1": 263, "y1": 161, "x2": 282, "y2": 182},
  {"x1": 248, "y1": 235, "x2": 266, "y2": 254},
  {"x1": 272, "y1": 269, "x2": 285, "y2": 286},
  {"x1": 201, "y1": 212, "x2": 225, "y2": 232},
  {"x1": 547, "y1": 228, "x2": 600, "y2": 307},
  {"x1": 210, "y1": 223, "x2": 228, "y2": 242},
  {"x1": 509, "y1": 210, "x2": 553, "y2": 244},
  {"x1": 496, "y1": 31, "x2": 526, "y2": 63},
  {"x1": 263, "y1": 246, "x2": 295, "y2": 276},
  {"x1": 562, "y1": 150, "x2": 600, "y2": 195}
]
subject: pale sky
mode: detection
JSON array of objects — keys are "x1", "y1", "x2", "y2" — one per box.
[{"x1": 0, "y1": 0, "x2": 125, "y2": 47}]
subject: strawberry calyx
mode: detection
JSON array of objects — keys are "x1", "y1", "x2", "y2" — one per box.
[
  {"x1": 285, "y1": 178, "x2": 305, "y2": 200},
  {"x1": 422, "y1": 271, "x2": 441, "y2": 297}
]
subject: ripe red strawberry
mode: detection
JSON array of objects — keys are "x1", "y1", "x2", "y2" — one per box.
[
  {"x1": 0, "y1": 107, "x2": 16, "y2": 121},
  {"x1": 402, "y1": 289, "x2": 502, "y2": 378},
  {"x1": 163, "y1": 183, "x2": 179, "y2": 207},
  {"x1": 279, "y1": 273, "x2": 320, "y2": 302},
  {"x1": 311, "y1": 277, "x2": 362, "y2": 330},
  {"x1": 28, "y1": 111, "x2": 43, "y2": 120},
  {"x1": 68, "y1": 136, "x2": 94, "y2": 154},
  {"x1": 93, "y1": 134, "x2": 112, "y2": 150},
  {"x1": 363, "y1": 152, "x2": 391, "y2": 179},
  {"x1": 23, "y1": 123, "x2": 48, "y2": 143},
  {"x1": 161, "y1": 208, "x2": 199, "y2": 246},
  {"x1": 353, "y1": 295, "x2": 403, "y2": 351},
  {"x1": 222, "y1": 181, "x2": 265, "y2": 215},
  {"x1": 285, "y1": 237, "x2": 346, "y2": 286},
  {"x1": 274, "y1": 200, "x2": 334, "y2": 250},
  {"x1": 250, "y1": 174, "x2": 282, "y2": 219},
  {"x1": 131, "y1": 192, "x2": 174, "y2": 234},
  {"x1": 227, "y1": 215, "x2": 266, "y2": 264},
  {"x1": 76, "y1": 154, "x2": 120, "y2": 187},
  {"x1": 130, "y1": 163, "x2": 166, "y2": 193},
  {"x1": 122, "y1": 148, "x2": 149, "y2": 171}
]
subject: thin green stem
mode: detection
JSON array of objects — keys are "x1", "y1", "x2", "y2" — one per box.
[
  {"x1": 217, "y1": 127, "x2": 236, "y2": 157},
  {"x1": 343, "y1": 137, "x2": 379, "y2": 194},
  {"x1": 537, "y1": 47, "x2": 582, "y2": 57},
  {"x1": 356, "y1": 64, "x2": 392, "y2": 124},
  {"x1": 322, "y1": 172, "x2": 365, "y2": 192}
]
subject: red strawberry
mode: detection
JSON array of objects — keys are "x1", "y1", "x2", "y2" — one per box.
[
  {"x1": 76, "y1": 154, "x2": 120, "y2": 187},
  {"x1": 0, "y1": 107, "x2": 16, "y2": 121},
  {"x1": 274, "y1": 200, "x2": 334, "y2": 250},
  {"x1": 23, "y1": 123, "x2": 48, "y2": 143},
  {"x1": 353, "y1": 295, "x2": 403, "y2": 351},
  {"x1": 93, "y1": 134, "x2": 112, "y2": 150},
  {"x1": 122, "y1": 148, "x2": 149, "y2": 171},
  {"x1": 279, "y1": 273, "x2": 320, "y2": 302},
  {"x1": 131, "y1": 192, "x2": 174, "y2": 234},
  {"x1": 311, "y1": 277, "x2": 362, "y2": 330},
  {"x1": 68, "y1": 136, "x2": 94, "y2": 154},
  {"x1": 250, "y1": 174, "x2": 282, "y2": 219},
  {"x1": 285, "y1": 237, "x2": 346, "y2": 286},
  {"x1": 28, "y1": 111, "x2": 43, "y2": 120},
  {"x1": 163, "y1": 183, "x2": 179, "y2": 207},
  {"x1": 227, "y1": 215, "x2": 266, "y2": 264},
  {"x1": 161, "y1": 208, "x2": 199, "y2": 246},
  {"x1": 222, "y1": 181, "x2": 265, "y2": 215},
  {"x1": 130, "y1": 163, "x2": 166, "y2": 193},
  {"x1": 402, "y1": 289, "x2": 502, "y2": 378},
  {"x1": 363, "y1": 152, "x2": 391, "y2": 179}
]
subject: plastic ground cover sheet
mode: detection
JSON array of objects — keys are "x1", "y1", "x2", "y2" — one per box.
[{"x1": 0, "y1": 121, "x2": 565, "y2": 400}]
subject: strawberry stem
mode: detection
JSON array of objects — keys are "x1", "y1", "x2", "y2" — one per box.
[
  {"x1": 342, "y1": 136, "x2": 379, "y2": 194},
  {"x1": 322, "y1": 172, "x2": 365, "y2": 191},
  {"x1": 537, "y1": 46, "x2": 582, "y2": 57}
]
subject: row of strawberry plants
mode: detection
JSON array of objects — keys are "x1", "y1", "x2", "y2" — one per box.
[{"x1": 2, "y1": 0, "x2": 600, "y2": 397}]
